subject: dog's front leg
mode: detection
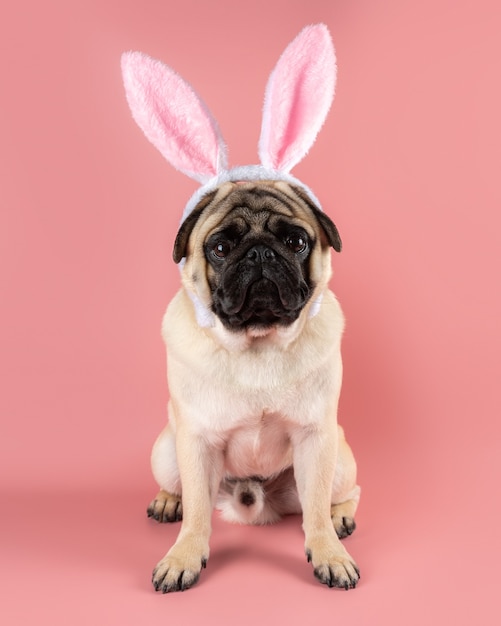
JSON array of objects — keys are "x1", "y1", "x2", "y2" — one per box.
[
  {"x1": 152, "y1": 421, "x2": 223, "y2": 593},
  {"x1": 292, "y1": 425, "x2": 360, "y2": 590}
]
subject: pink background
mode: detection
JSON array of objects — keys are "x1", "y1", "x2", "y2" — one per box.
[{"x1": 1, "y1": 0, "x2": 500, "y2": 623}]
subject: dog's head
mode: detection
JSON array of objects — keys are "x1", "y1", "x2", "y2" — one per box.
[
  {"x1": 173, "y1": 180, "x2": 341, "y2": 335},
  {"x1": 122, "y1": 26, "x2": 341, "y2": 342}
]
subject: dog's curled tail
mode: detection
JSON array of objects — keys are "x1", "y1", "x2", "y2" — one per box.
[{"x1": 217, "y1": 471, "x2": 301, "y2": 525}]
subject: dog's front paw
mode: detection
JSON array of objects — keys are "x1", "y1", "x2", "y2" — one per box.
[
  {"x1": 147, "y1": 490, "x2": 183, "y2": 523},
  {"x1": 152, "y1": 538, "x2": 209, "y2": 593},
  {"x1": 306, "y1": 535, "x2": 360, "y2": 590},
  {"x1": 312, "y1": 556, "x2": 360, "y2": 590}
]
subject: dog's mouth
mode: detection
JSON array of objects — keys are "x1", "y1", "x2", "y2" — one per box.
[
  {"x1": 214, "y1": 275, "x2": 310, "y2": 330},
  {"x1": 238, "y1": 280, "x2": 288, "y2": 326}
]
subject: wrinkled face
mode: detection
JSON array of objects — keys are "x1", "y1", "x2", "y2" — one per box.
[
  {"x1": 206, "y1": 206, "x2": 314, "y2": 329},
  {"x1": 174, "y1": 181, "x2": 341, "y2": 333}
]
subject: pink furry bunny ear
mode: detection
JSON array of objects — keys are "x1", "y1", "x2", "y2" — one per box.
[
  {"x1": 259, "y1": 24, "x2": 336, "y2": 173},
  {"x1": 121, "y1": 51, "x2": 227, "y2": 183}
]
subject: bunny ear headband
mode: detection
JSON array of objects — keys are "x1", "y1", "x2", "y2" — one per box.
[
  {"x1": 121, "y1": 24, "x2": 336, "y2": 326},
  {"x1": 121, "y1": 23, "x2": 336, "y2": 220}
]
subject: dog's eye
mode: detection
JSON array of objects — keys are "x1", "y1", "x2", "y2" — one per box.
[
  {"x1": 212, "y1": 241, "x2": 232, "y2": 259},
  {"x1": 284, "y1": 234, "x2": 308, "y2": 254}
]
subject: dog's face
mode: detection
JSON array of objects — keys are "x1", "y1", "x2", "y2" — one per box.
[{"x1": 173, "y1": 180, "x2": 341, "y2": 334}]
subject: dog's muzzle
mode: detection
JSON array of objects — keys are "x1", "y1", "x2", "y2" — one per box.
[{"x1": 213, "y1": 244, "x2": 310, "y2": 330}]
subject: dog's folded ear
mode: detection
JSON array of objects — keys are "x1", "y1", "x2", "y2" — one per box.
[
  {"x1": 290, "y1": 186, "x2": 342, "y2": 252},
  {"x1": 312, "y1": 208, "x2": 342, "y2": 253},
  {"x1": 173, "y1": 190, "x2": 218, "y2": 263}
]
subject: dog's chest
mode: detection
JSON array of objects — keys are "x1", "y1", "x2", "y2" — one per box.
[{"x1": 223, "y1": 413, "x2": 292, "y2": 478}]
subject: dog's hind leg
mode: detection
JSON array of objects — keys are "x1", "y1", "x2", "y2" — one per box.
[
  {"x1": 331, "y1": 426, "x2": 360, "y2": 539},
  {"x1": 147, "y1": 490, "x2": 183, "y2": 523},
  {"x1": 148, "y1": 421, "x2": 183, "y2": 522},
  {"x1": 331, "y1": 488, "x2": 360, "y2": 538}
]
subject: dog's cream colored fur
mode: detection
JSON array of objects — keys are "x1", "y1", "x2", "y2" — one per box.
[{"x1": 149, "y1": 181, "x2": 360, "y2": 591}]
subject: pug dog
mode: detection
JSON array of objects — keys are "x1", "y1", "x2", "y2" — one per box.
[{"x1": 121, "y1": 24, "x2": 361, "y2": 593}]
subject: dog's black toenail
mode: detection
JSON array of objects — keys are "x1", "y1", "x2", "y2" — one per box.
[
  {"x1": 174, "y1": 501, "x2": 182, "y2": 521},
  {"x1": 342, "y1": 517, "x2": 356, "y2": 535}
]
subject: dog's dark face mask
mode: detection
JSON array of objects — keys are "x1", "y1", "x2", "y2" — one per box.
[
  {"x1": 205, "y1": 210, "x2": 313, "y2": 329},
  {"x1": 173, "y1": 185, "x2": 341, "y2": 332}
]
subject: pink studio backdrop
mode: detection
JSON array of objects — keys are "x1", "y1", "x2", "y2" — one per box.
[{"x1": 1, "y1": 0, "x2": 500, "y2": 624}]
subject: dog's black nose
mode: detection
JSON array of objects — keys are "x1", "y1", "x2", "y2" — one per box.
[{"x1": 246, "y1": 245, "x2": 276, "y2": 263}]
